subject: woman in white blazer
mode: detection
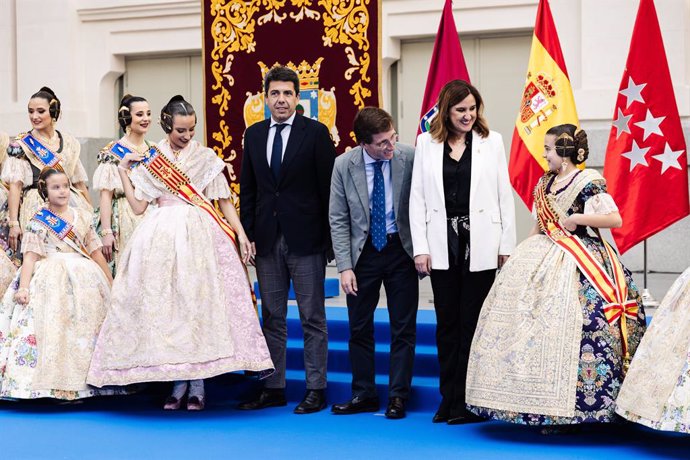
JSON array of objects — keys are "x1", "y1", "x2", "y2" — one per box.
[{"x1": 409, "y1": 80, "x2": 515, "y2": 425}]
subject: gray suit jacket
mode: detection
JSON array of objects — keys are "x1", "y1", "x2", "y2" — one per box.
[{"x1": 329, "y1": 143, "x2": 415, "y2": 272}]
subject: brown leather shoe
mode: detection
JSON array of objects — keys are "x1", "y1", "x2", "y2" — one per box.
[
  {"x1": 237, "y1": 389, "x2": 287, "y2": 410},
  {"x1": 294, "y1": 389, "x2": 326, "y2": 414}
]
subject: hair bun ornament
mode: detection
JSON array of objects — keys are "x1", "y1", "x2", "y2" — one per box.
[{"x1": 577, "y1": 148, "x2": 586, "y2": 163}]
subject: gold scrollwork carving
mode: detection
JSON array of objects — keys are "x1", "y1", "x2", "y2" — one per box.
[
  {"x1": 319, "y1": 0, "x2": 372, "y2": 109},
  {"x1": 290, "y1": 0, "x2": 321, "y2": 21},
  {"x1": 258, "y1": 0, "x2": 288, "y2": 25}
]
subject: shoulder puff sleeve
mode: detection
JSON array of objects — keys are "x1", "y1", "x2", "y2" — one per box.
[
  {"x1": 2, "y1": 142, "x2": 32, "y2": 186},
  {"x1": 130, "y1": 166, "x2": 162, "y2": 203},
  {"x1": 22, "y1": 221, "x2": 47, "y2": 257},
  {"x1": 203, "y1": 173, "x2": 233, "y2": 200},
  {"x1": 92, "y1": 162, "x2": 124, "y2": 193},
  {"x1": 584, "y1": 193, "x2": 619, "y2": 215},
  {"x1": 582, "y1": 179, "x2": 619, "y2": 215}
]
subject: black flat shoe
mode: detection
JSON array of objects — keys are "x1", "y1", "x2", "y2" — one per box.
[
  {"x1": 384, "y1": 397, "x2": 406, "y2": 419},
  {"x1": 237, "y1": 389, "x2": 287, "y2": 410},
  {"x1": 294, "y1": 389, "x2": 326, "y2": 414},
  {"x1": 331, "y1": 395, "x2": 380, "y2": 415},
  {"x1": 447, "y1": 410, "x2": 485, "y2": 425}
]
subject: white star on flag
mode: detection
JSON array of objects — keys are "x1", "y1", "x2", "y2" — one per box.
[
  {"x1": 612, "y1": 108, "x2": 633, "y2": 138},
  {"x1": 619, "y1": 76, "x2": 646, "y2": 108},
  {"x1": 634, "y1": 109, "x2": 665, "y2": 140},
  {"x1": 621, "y1": 140, "x2": 650, "y2": 171},
  {"x1": 652, "y1": 143, "x2": 684, "y2": 174}
]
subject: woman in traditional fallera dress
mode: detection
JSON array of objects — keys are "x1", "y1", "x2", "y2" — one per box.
[
  {"x1": 0, "y1": 168, "x2": 121, "y2": 400},
  {"x1": 616, "y1": 267, "x2": 690, "y2": 433},
  {"x1": 3, "y1": 87, "x2": 93, "y2": 258},
  {"x1": 93, "y1": 94, "x2": 150, "y2": 274},
  {"x1": 465, "y1": 124, "x2": 646, "y2": 430},
  {"x1": 88, "y1": 96, "x2": 273, "y2": 410}
]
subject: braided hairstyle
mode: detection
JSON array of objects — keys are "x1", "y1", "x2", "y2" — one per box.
[
  {"x1": 160, "y1": 95, "x2": 196, "y2": 134},
  {"x1": 30, "y1": 87, "x2": 61, "y2": 121},
  {"x1": 117, "y1": 94, "x2": 148, "y2": 131},
  {"x1": 545, "y1": 123, "x2": 589, "y2": 165},
  {"x1": 37, "y1": 167, "x2": 69, "y2": 201}
]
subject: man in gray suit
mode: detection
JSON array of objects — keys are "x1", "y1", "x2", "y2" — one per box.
[{"x1": 329, "y1": 107, "x2": 418, "y2": 419}]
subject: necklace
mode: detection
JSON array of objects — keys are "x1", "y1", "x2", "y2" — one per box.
[
  {"x1": 547, "y1": 170, "x2": 582, "y2": 195},
  {"x1": 553, "y1": 168, "x2": 578, "y2": 184},
  {"x1": 121, "y1": 137, "x2": 148, "y2": 154}
]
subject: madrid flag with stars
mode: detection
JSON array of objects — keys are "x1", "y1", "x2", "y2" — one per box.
[{"x1": 603, "y1": 0, "x2": 689, "y2": 254}]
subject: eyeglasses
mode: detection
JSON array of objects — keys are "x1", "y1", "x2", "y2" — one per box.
[{"x1": 371, "y1": 133, "x2": 399, "y2": 149}]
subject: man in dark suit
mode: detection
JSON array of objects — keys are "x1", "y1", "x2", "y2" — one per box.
[
  {"x1": 329, "y1": 107, "x2": 418, "y2": 419},
  {"x1": 238, "y1": 66, "x2": 336, "y2": 414}
]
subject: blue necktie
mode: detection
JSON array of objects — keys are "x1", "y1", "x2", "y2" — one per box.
[
  {"x1": 371, "y1": 161, "x2": 387, "y2": 251},
  {"x1": 271, "y1": 124, "x2": 286, "y2": 180}
]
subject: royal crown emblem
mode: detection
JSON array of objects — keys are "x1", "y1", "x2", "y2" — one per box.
[
  {"x1": 520, "y1": 72, "x2": 558, "y2": 135},
  {"x1": 243, "y1": 59, "x2": 340, "y2": 146}
]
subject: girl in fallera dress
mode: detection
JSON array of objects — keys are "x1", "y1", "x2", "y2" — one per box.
[
  {"x1": 465, "y1": 124, "x2": 646, "y2": 432},
  {"x1": 0, "y1": 167, "x2": 121, "y2": 400},
  {"x1": 3, "y1": 87, "x2": 93, "y2": 259},
  {"x1": 93, "y1": 95, "x2": 150, "y2": 274},
  {"x1": 616, "y1": 267, "x2": 690, "y2": 433},
  {"x1": 87, "y1": 95, "x2": 273, "y2": 410}
]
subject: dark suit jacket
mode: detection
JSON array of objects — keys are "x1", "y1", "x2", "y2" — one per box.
[{"x1": 240, "y1": 113, "x2": 336, "y2": 256}]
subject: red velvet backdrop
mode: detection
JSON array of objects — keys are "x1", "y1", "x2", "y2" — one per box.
[{"x1": 202, "y1": 0, "x2": 381, "y2": 199}]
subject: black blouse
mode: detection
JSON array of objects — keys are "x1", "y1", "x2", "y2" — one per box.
[{"x1": 442, "y1": 131, "x2": 472, "y2": 217}]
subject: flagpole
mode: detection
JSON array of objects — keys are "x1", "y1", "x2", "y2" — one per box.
[{"x1": 641, "y1": 239, "x2": 659, "y2": 308}]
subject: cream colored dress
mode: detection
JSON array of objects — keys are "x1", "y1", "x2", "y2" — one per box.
[
  {"x1": 0, "y1": 207, "x2": 123, "y2": 400},
  {"x1": 92, "y1": 140, "x2": 147, "y2": 273},
  {"x1": 616, "y1": 267, "x2": 690, "y2": 433},
  {"x1": 87, "y1": 139, "x2": 273, "y2": 386},
  {"x1": 2, "y1": 131, "x2": 93, "y2": 233}
]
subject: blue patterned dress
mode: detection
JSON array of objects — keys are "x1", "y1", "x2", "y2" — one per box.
[{"x1": 466, "y1": 171, "x2": 646, "y2": 425}]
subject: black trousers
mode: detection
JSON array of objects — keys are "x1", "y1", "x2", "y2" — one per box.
[
  {"x1": 430, "y1": 260, "x2": 495, "y2": 417},
  {"x1": 346, "y1": 234, "x2": 418, "y2": 400}
]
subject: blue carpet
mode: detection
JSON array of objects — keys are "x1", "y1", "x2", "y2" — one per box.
[{"x1": 1, "y1": 306, "x2": 686, "y2": 459}]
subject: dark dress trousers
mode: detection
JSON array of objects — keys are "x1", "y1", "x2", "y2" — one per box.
[{"x1": 241, "y1": 113, "x2": 336, "y2": 390}]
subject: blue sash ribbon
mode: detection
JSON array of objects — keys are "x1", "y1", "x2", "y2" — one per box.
[
  {"x1": 31, "y1": 208, "x2": 90, "y2": 258},
  {"x1": 20, "y1": 133, "x2": 61, "y2": 168},
  {"x1": 109, "y1": 142, "x2": 155, "y2": 168}
]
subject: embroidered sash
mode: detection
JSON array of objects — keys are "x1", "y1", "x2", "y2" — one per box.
[
  {"x1": 535, "y1": 178, "x2": 637, "y2": 370},
  {"x1": 133, "y1": 145, "x2": 256, "y2": 306},
  {"x1": 109, "y1": 141, "x2": 139, "y2": 163},
  {"x1": 31, "y1": 208, "x2": 91, "y2": 259},
  {"x1": 18, "y1": 133, "x2": 63, "y2": 170}
]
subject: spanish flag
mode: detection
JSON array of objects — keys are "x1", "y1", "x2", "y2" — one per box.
[{"x1": 509, "y1": 0, "x2": 578, "y2": 208}]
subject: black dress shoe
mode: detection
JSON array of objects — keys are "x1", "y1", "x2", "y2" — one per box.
[
  {"x1": 237, "y1": 389, "x2": 287, "y2": 410},
  {"x1": 384, "y1": 397, "x2": 406, "y2": 419},
  {"x1": 447, "y1": 410, "x2": 485, "y2": 425},
  {"x1": 331, "y1": 395, "x2": 380, "y2": 414},
  {"x1": 294, "y1": 389, "x2": 326, "y2": 414}
]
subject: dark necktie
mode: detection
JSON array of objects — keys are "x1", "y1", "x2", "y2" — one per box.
[
  {"x1": 271, "y1": 124, "x2": 286, "y2": 180},
  {"x1": 371, "y1": 161, "x2": 387, "y2": 251}
]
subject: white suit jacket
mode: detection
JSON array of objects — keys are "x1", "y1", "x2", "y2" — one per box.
[{"x1": 409, "y1": 130, "x2": 516, "y2": 271}]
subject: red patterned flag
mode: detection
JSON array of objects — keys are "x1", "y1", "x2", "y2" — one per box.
[
  {"x1": 603, "y1": 0, "x2": 689, "y2": 254},
  {"x1": 508, "y1": 0, "x2": 579, "y2": 209},
  {"x1": 202, "y1": 1, "x2": 381, "y2": 198},
  {"x1": 418, "y1": 0, "x2": 470, "y2": 134}
]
